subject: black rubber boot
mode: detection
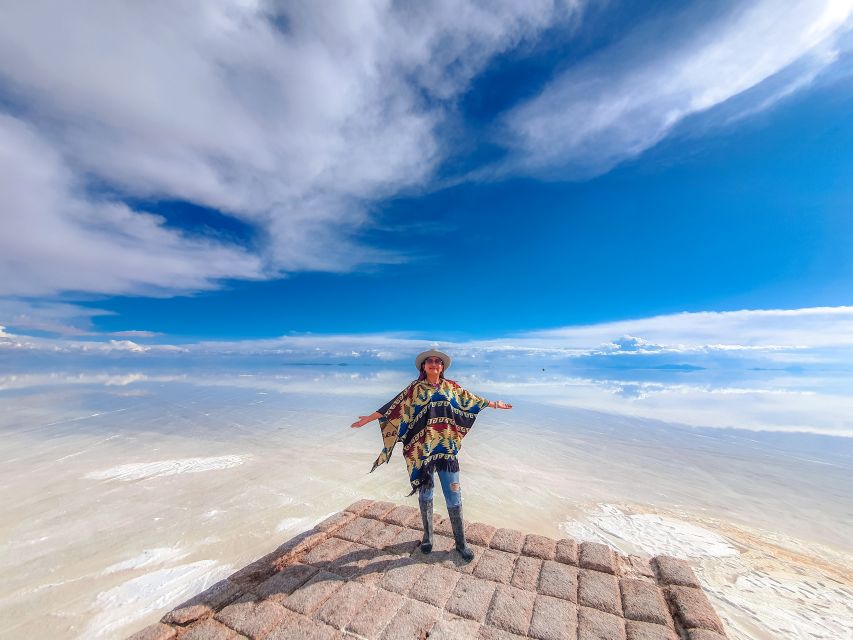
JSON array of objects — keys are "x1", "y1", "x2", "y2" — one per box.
[
  {"x1": 419, "y1": 499, "x2": 434, "y2": 554},
  {"x1": 448, "y1": 505, "x2": 475, "y2": 562}
]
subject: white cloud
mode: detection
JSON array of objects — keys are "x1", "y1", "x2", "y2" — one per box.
[
  {"x1": 107, "y1": 340, "x2": 148, "y2": 353},
  {"x1": 502, "y1": 0, "x2": 853, "y2": 176},
  {"x1": 522, "y1": 306, "x2": 853, "y2": 351},
  {"x1": 0, "y1": 0, "x2": 567, "y2": 297},
  {"x1": 0, "y1": 114, "x2": 264, "y2": 297},
  {"x1": 0, "y1": 299, "x2": 113, "y2": 336},
  {"x1": 109, "y1": 330, "x2": 162, "y2": 339}
]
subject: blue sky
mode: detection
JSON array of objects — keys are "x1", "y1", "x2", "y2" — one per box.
[{"x1": 1, "y1": 1, "x2": 852, "y2": 350}]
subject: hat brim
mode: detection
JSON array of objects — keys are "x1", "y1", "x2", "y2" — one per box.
[{"x1": 415, "y1": 350, "x2": 452, "y2": 371}]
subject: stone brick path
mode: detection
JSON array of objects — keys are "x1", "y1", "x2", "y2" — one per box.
[{"x1": 127, "y1": 500, "x2": 728, "y2": 640}]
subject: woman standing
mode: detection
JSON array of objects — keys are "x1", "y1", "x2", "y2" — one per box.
[{"x1": 351, "y1": 349, "x2": 512, "y2": 561}]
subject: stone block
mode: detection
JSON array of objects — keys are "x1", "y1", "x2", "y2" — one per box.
[
  {"x1": 303, "y1": 536, "x2": 356, "y2": 568},
  {"x1": 162, "y1": 604, "x2": 211, "y2": 626},
  {"x1": 579, "y1": 543, "x2": 617, "y2": 574},
  {"x1": 271, "y1": 530, "x2": 328, "y2": 568},
  {"x1": 352, "y1": 552, "x2": 400, "y2": 586},
  {"x1": 265, "y1": 614, "x2": 339, "y2": 640},
  {"x1": 254, "y1": 564, "x2": 318, "y2": 602},
  {"x1": 555, "y1": 539, "x2": 579, "y2": 565},
  {"x1": 578, "y1": 568, "x2": 622, "y2": 616},
  {"x1": 429, "y1": 615, "x2": 481, "y2": 639},
  {"x1": 528, "y1": 594, "x2": 578, "y2": 640},
  {"x1": 163, "y1": 579, "x2": 243, "y2": 624},
  {"x1": 446, "y1": 574, "x2": 498, "y2": 622},
  {"x1": 473, "y1": 548, "x2": 517, "y2": 584},
  {"x1": 522, "y1": 534, "x2": 557, "y2": 560},
  {"x1": 407, "y1": 565, "x2": 461, "y2": 608},
  {"x1": 625, "y1": 620, "x2": 679, "y2": 640},
  {"x1": 386, "y1": 526, "x2": 421, "y2": 556},
  {"x1": 434, "y1": 543, "x2": 486, "y2": 575},
  {"x1": 314, "y1": 510, "x2": 357, "y2": 534},
  {"x1": 628, "y1": 556, "x2": 655, "y2": 580},
  {"x1": 384, "y1": 504, "x2": 420, "y2": 527},
  {"x1": 361, "y1": 522, "x2": 404, "y2": 550},
  {"x1": 665, "y1": 586, "x2": 725, "y2": 635},
  {"x1": 577, "y1": 606, "x2": 626, "y2": 640},
  {"x1": 510, "y1": 555, "x2": 542, "y2": 591},
  {"x1": 314, "y1": 580, "x2": 375, "y2": 630},
  {"x1": 620, "y1": 578, "x2": 671, "y2": 626},
  {"x1": 335, "y1": 516, "x2": 384, "y2": 545},
  {"x1": 379, "y1": 598, "x2": 442, "y2": 640},
  {"x1": 379, "y1": 556, "x2": 427, "y2": 594},
  {"x1": 490, "y1": 528, "x2": 525, "y2": 554},
  {"x1": 345, "y1": 499, "x2": 375, "y2": 516},
  {"x1": 653, "y1": 556, "x2": 701, "y2": 588},
  {"x1": 537, "y1": 560, "x2": 578, "y2": 602},
  {"x1": 182, "y1": 619, "x2": 243, "y2": 640},
  {"x1": 362, "y1": 500, "x2": 398, "y2": 521},
  {"x1": 457, "y1": 545, "x2": 487, "y2": 573},
  {"x1": 346, "y1": 588, "x2": 405, "y2": 639},
  {"x1": 228, "y1": 551, "x2": 282, "y2": 588},
  {"x1": 467, "y1": 522, "x2": 497, "y2": 547},
  {"x1": 281, "y1": 570, "x2": 345, "y2": 616},
  {"x1": 484, "y1": 585, "x2": 535, "y2": 636},
  {"x1": 478, "y1": 627, "x2": 528, "y2": 640},
  {"x1": 685, "y1": 630, "x2": 728, "y2": 640},
  {"x1": 412, "y1": 534, "x2": 456, "y2": 561},
  {"x1": 215, "y1": 599, "x2": 290, "y2": 639},
  {"x1": 326, "y1": 542, "x2": 376, "y2": 580},
  {"x1": 126, "y1": 623, "x2": 177, "y2": 640}
]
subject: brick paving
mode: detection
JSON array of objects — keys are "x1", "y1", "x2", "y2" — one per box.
[{"x1": 127, "y1": 500, "x2": 729, "y2": 640}]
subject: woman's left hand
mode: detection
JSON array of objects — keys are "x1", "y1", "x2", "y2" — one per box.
[{"x1": 493, "y1": 400, "x2": 512, "y2": 409}]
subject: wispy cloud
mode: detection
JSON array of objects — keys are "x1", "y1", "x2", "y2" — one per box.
[
  {"x1": 0, "y1": 1, "x2": 567, "y2": 297},
  {"x1": 502, "y1": 0, "x2": 853, "y2": 177},
  {"x1": 0, "y1": 299, "x2": 161, "y2": 339},
  {"x1": 521, "y1": 306, "x2": 853, "y2": 351},
  {"x1": 0, "y1": 114, "x2": 263, "y2": 297}
]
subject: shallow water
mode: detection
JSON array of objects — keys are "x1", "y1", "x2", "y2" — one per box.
[{"x1": 1, "y1": 368, "x2": 851, "y2": 639}]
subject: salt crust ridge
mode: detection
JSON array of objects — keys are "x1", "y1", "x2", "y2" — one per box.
[{"x1": 84, "y1": 455, "x2": 248, "y2": 481}]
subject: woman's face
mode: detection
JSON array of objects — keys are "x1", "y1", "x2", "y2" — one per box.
[{"x1": 423, "y1": 356, "x2": 444, "y2": 377}]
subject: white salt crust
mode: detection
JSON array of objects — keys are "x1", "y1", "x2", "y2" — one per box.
[{"x1": 84, "y1": 456, "x2": 247, "y2": 481}]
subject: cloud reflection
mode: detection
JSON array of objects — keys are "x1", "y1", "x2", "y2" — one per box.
[{"x1": 2, "y1": 363, "x2": 851, "y2": 438}]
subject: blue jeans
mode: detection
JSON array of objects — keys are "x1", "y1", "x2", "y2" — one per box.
[{"x1": 418, "y1": 468, "x2": 462, "y2": 508}]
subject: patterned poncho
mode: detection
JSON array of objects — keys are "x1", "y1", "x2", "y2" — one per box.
[{"x1": 371, "y1": 378, "x2": 490, "y2": 494}]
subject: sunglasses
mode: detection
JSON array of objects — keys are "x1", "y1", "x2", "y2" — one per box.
[{"x1": 424, "y1": 357, "x2": 444, "y2": 365}]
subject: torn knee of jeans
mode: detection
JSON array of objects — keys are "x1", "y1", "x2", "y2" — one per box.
[{"x1": 450, "y1": 482, "x2": 461, "y2": 492}]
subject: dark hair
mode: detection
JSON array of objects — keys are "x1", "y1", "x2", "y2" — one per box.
[{"x1": 418, "y1": 361, "x2": 446, "y2": 381}]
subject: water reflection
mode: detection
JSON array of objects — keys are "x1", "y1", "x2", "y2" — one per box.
[{"x1": 2, "y1": 360, "x2": 852, "y2": 437}]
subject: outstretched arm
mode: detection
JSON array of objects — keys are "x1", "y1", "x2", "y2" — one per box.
[
  {"x1": 487, "y1": 400, "x2": 512, "y2": 409},
  {"x1": 351, "y1": 411, "x2": 383, "y2": 428}
]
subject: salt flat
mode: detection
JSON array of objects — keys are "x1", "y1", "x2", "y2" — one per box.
[{"x1": 1, "y1": 367, "x2": 850, "y2": 639}]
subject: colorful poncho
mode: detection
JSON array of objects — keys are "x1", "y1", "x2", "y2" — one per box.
[{"x1": 371, "y1": 378, "x2": 489, "y2": 494}]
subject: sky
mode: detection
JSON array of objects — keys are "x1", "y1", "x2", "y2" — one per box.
[{"x1": 1, "y1": 1, "x2": 853, "y2": 376}]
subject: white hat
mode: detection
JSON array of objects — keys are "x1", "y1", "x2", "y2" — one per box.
[{"x1": 415, "y1": 349, "x2": 452, "y2": 371}]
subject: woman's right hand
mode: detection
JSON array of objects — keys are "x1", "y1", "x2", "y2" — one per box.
[{"x1": 351, "y1": 413, "x2": 380, "y2": 428}]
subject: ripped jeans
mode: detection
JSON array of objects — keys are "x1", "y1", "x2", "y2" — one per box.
[{"x1": 418, "y1": 468, "x2": 462, "y2": 508}]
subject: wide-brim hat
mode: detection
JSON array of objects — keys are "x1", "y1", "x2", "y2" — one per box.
[{"x1": 415, "y1": 349, "x2": 452, "y2": 371}]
